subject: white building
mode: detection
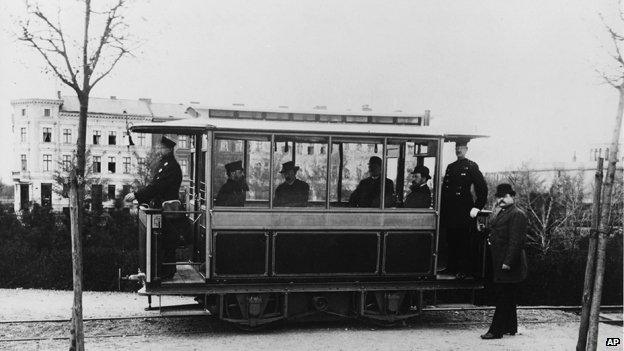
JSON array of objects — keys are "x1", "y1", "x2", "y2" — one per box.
[{"x1": 10, "y1": 95, "x2": 191, "y2": 212}]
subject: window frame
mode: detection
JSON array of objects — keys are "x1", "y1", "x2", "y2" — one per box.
[
  {"x1": 42, "y1": 154, "x2": 52, "y2": 172},
  {"x1": 42, "y1": 127, "x2": 52, "y2": 143},
  {"x1": 210, "y1": 131, "x2": 440, "y2": 212}
]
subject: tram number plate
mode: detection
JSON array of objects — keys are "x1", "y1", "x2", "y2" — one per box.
[{"x1": 152, "y1": 214, "x2": 162, "y2": 229}]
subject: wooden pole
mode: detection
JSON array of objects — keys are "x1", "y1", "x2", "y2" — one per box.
[
  {"x1": 586, "y1": 86, "x2": 623, "y2": 351},
  {"x1": 576, "y1": 157, "x2": 603, "y2": 351}
]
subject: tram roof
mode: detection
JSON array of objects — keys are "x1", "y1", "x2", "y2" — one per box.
[{"x1": 130, "y1": 117, "x2": 487, "y2": 142}]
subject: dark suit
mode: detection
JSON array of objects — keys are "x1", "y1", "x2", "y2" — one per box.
[
  {"x1": 274, "y1": 179, "x2": 309, "y2": 207},
  {"x1": 135, "y1": 153, "x2": 182, "y2": 207},
  {"x1": 349, "y1": 177, "x2": 395, "y2": 208},
  {"x1": 440, "y1": 158, "x2": 487, "y2": 274},
  {"x1": 487, "y1": 204, "x2": 528, "y2": 336},
  {"x1": 404, "y1": 183, "x2": 432, "y2": 208},
  {"x1": 135, "y1": 152, "x2": 182, "y2": 279},
  {"x1": 215, "y1": 179, "x2": 247, "y2": 206}
]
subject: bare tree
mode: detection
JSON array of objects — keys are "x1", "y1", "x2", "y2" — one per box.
[
  {"x1": 17, "y1": 1, "x2": 132, "y2": 349},
  {"x1": 578, "y1": 4, "x2": 624, "y2": 350}
]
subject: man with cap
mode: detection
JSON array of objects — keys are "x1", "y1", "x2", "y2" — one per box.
[
  {"x1": 124, "y1": 135, "x2": 182, "y2": 280},
  {"x1": 404, "y1": 165, "x2": 432, "y2": 208},
  {"x1": 124, "y1": 135, "x2": 182, "y2": 207},
  {"x1": 215, "y1": 160, "x2": 248, "y2": 206},
  {"x1": 440, "y1": 139, "x2": 488, "y2": 279},
  {"x1": 273, "y1": 161, "x2": 309, "y2": 207},
  {"x1": 481, "y1": 183, "x2": 527, "y2": 339},
  {"x1": 349, "y1": 156, "x2": 396, "y2": 208}
]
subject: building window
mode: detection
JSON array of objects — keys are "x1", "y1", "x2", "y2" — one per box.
[
  {"x1": 122, "y1": 185, "x2": 131, "y2": 196},
  {"x1": 93, "y1": 130, "x2": 101, "y2": 145},
  {"x1": 108, "y1": 131, "x2": 116, "y2": 145},
  {"x1": 43, "y1": 154, "x2": 52, "y2": 171},
  {"x1": 178, "y1": 135, "x2": 188, "y2": 148},
  {"x1": 137, "y1": 133, "x2": 145, "y2": 146},
  {"x1": 63, "y1": 129, "x2": 72, "y2": 143},
  {"x1": 21, "y1": 154, "x2": 27, "y2": 171},
  {"x1": 108, "y1": 157, "x2": 116, "y2": 173},
  {"x1": 63, "y1": 155, "x2": 72, "y2": 171},
  {"x1": 44, "y1": 108, "x2": 50, "y2": 117},
  {"x1": 123, "y1": 157, "x2": 131, "y2": 174},
  {"x1": 219, "y1": 140, "x2": 229, "y2": 152},
  {"x1": 20, "y1": 127, "x2": 27, "y2": 142},
  {"x1": 180, "y1": 159, "x2": 188, "y2": 177},
  {"x1": 43, "y1": 127, "x2": 52, "y2": 142},
  {"x1": 107, "y1": 184, "x2": 116, "y2": 200},
  {"x1": 93, "y1": 156, "x2": 101, "y2": 173}
]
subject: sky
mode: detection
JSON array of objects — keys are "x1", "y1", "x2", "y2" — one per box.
[{"x1": 0, "y1": 0, "x2": 623, "y2": 183}]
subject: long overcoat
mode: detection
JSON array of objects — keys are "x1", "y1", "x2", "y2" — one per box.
[
  {"x1": 488, "y1": 204, "x2": 528, "y2": 283},
  {"x1": 440, "y1": 158, "x2": 487, "y2": 228},
  {"x1": 135, "y1": 153, "x2": 182, "y2": 207}
]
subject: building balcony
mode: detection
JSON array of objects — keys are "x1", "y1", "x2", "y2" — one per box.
[{"x1": 12, "y1": 170, "x2": 31, "y2": 182}]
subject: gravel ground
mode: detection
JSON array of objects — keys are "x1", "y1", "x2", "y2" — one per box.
[{"x1": 0, "y1": 289, "x2": 621, "y2": 351}]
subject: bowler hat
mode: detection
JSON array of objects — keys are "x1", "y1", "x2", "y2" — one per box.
[
  {"x1": 279, "y1": 161, "x2": 300, "y2": 173},
  {"x1": 368, "y1": 156, "x2": 382, "y2": 166},
  {"x1": 160, "y1": 136, "x2": 176, "y2": 148},
  {"x1": 495, "y1": 183, "x2": 516, "y2": 197},
  {"x1": 411, "y1": 165, "x2": 431, "y2": 179},
  {"x1": 225, "y1": 160, "x2": 243, "y2": 173}
]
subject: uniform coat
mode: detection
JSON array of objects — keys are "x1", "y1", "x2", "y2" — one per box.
[
  {"x1": 441, "y1": 158, "x2": 488, "y2": 228},
  {"x1": 274, "y1": 179, "x2": 310, "y2": 207},
  {"x1": 348, "y1": 177, "x2": 395, "y2": 208},
  {"x1": 488, "y1": 204, "x2": 528, "y2": 283},
  {"x1": 135, "y1": 153, "x2": 182, "y2": 207},
  {"x1": 404, "y1": 183, "x2": 432, "y2": 208},
  {"x1": 215, "y1": 179, "x2": 247, "y2": 206}
]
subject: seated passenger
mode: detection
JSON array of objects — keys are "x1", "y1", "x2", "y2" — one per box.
[
  {"x1": 404, "y1": 165, "x2": 432, "y2": 208},
  {"x1": 215, "y1": 160, "x2": 248, "y2": 206},
  {"x1": 274, "y1": 161, "x2": 310, "y2": 207},
  {"x1": 348, "y1": 156, "x2": 396, "y2": 208}
]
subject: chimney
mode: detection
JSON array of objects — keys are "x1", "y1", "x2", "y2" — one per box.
[
  {"x1": 313, "y1": 105, "x2": 327, "y2": 110},
  {"x1": 110, "y1": 96, "x2": 117, "y2": 100},
  {"x1": 190, "y1": 101, "x2": 200, "y2": 104},
  {"x1": 361, "y1": 104, "x2": 371, "y2": 111},
  {"x1": 232, "y1": 103, "x2": 245, "y2": 107},
  {"x1": 138, "y1": 98, "x2": 151, "y2": 104},
  {"x1": 423, "y1": 109, "x2": 431, "y2": 126},
  {"x1": 57, "y1": 90, "x2": 61, "y2": 99},
  {"x1": 278, "y1": 105, "x2": 289, "y2": 109}
]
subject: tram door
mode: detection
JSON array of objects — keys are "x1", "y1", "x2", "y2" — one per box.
[{"x1": 189, "y1": 138, "x2": 207, "y2": 265}]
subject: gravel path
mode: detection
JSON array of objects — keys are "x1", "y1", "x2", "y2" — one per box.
[{"x1": 0, "y1": 289, "x2": 621, "y2": 351}]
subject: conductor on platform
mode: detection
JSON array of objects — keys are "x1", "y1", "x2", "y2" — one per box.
[{"x1": 440, "y1": 138, "x2": 488, "y2": 279}]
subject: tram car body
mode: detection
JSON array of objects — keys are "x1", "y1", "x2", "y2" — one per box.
[{"x1": 129, "y1": 107, "x2": 488, "y2": 326}]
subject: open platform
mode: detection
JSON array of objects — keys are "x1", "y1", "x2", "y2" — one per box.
[{"x1": 161, "y1": 264, "x2": 205, "y2": 285}]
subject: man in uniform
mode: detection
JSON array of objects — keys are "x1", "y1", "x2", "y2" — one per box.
[
  {"x1": 440, "y1": 139, "x2": 488, "y2": 279},
  {"x1": 404, "y1": 165, "x2": 432, "y2": 208},
  {"x1": 274, "y1": 161, "x2": 309, "y2": 207},
  {"x1": 215, "y1": 160, "x2": 248, "y2": 206},
  {"x1": 349, "y1": 156, "x2": 395, "y2": 208},
  {"x1": 125, "y1": 135, "x2": 182, "y2": 279}
]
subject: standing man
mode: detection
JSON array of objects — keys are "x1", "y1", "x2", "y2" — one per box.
[
  {"x1": 274, "y1": 161, "x2": 309, "y2": 207},
  {"x1": 481, "y1": 183, "x2": 527, "y2": 339},
  {"x1": 125, "y1": 135, "x2": 182, "y2": 280},
  {"x1": 404, "y1": 165, "x2": 432, "y2": 208},
  {"x1": 349, "y1": 156, "x2": 395, "y2": 208},
  {"x1": 215, "y1": 160, "x2": 248, "y2": 206},
  {"x1": 440, "y1": 139, "x2": 488, "y2": 279}
]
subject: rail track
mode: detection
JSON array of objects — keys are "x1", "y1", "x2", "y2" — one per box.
[{"x1": 0, "y1": 305, "x2": 620, "y2": 344}]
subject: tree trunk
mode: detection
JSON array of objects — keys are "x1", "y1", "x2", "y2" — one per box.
[
  {"x1": 69, "y1": 93, "x2": 89, "y2": 351},
  {"x1": 586, "y1": 86, "x2": 624, "y2": 351},
  {"x1": 576, "y1": 157, "x2": 604, "y2": 351}
]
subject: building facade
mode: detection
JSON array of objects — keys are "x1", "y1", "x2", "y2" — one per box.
[{"x1": 10, "y1": 95, "x2": 192, "y2": 212}]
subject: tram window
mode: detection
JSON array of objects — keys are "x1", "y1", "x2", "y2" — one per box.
[
  {"x1": 329, "y1": 139, "x2": 391, "y2": 208},
  {"x1": 213, "y1": 135, "x2": 271, "y2": 207},
  {"x1": 400, "y1": 140, "x2": 437, "y2": 209},
  {"x1": 272, "y1": 136, "x2": 328, "y2": 207}
]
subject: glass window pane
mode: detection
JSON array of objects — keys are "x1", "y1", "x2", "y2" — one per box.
[
  {"x1": 402, "y1": 140, "x2": 437, "y2": 209},
  {"x1": 272, "y1": 136, "x2": 327, "y2": 207},
  {"x1": 330, "y1": 139, "x2": 392, "y2": 208},
  {"x1": 213, "y1": 135, "x2": 270, "y2": 208}
]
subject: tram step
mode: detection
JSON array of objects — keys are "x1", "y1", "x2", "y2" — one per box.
[{"x1": 158, "y1": 303, "x2": 212, "y2": 316}]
